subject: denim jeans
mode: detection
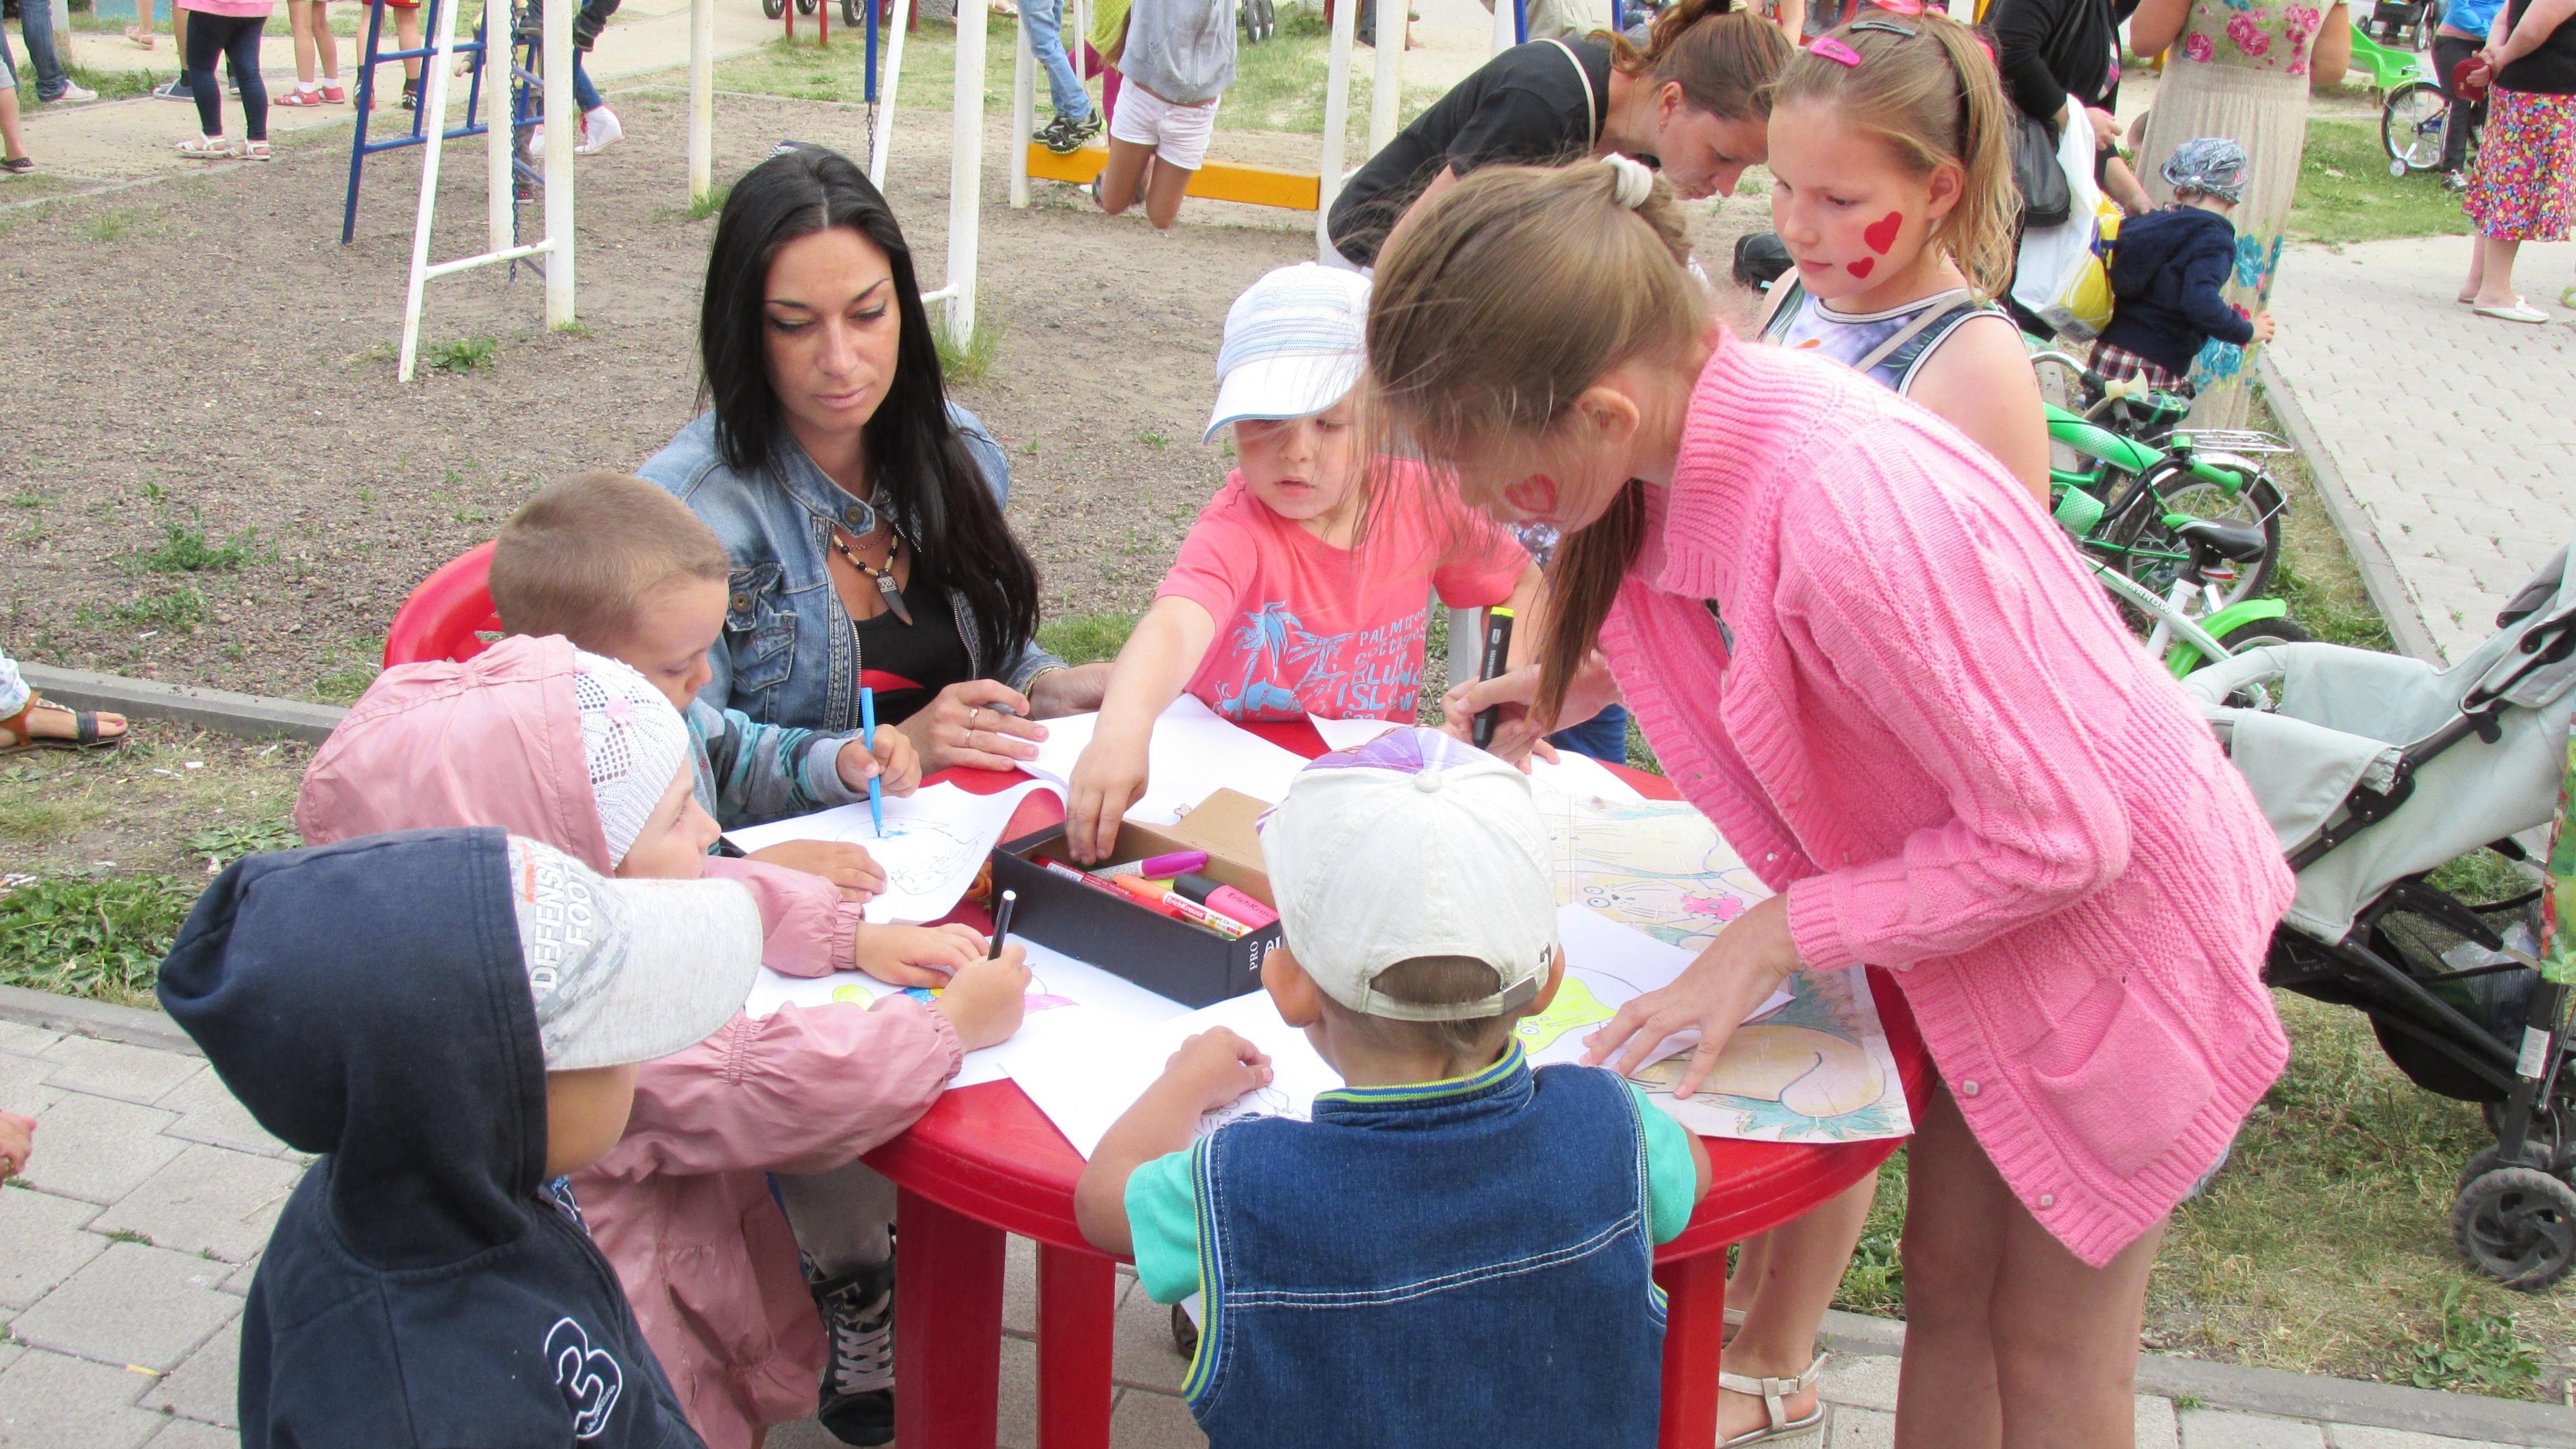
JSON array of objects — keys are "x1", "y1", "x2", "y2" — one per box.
[
  {"x1": 573, "y1": 49, "x2": 600, "y2": 112},
  {"x1": 1549, "y1": 702, "x2": 1631, "y2": 764},
  {"x1": 11, "y1": 0, "x2": 70, "y2": 104},
  {"x1": 1022, "y1": 0, "x2": 1091, "y2": 122}
]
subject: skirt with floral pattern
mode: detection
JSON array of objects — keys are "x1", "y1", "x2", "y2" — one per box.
[{"x1": 2465, "y1": 85, "x2": 2576, "y2": 243}]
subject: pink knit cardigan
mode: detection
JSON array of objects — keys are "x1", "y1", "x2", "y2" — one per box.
[{"x1": 1602, "y1": 338, "x2": 2295, "y2": 1266}]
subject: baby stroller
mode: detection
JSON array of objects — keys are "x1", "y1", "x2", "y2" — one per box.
[{"x1": 2184, "y1": 544, "x2": 2576, "y2": 1288}]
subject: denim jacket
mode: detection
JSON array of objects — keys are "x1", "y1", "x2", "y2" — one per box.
[
  {"x1": 1166, "y1": 1049, "x2": 1673, "y2": 1449},
  {"x1": 640, "y1": 405, "x2": 1067, "y2": 733}
]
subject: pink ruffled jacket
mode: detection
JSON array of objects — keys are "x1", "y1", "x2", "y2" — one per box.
[
  {"x1": 1605, "y1": 340, "x2": 2295, "y2": 1267},
  {"x1": 295, "y1": 635, "x2": 960, "y2": 1448}
]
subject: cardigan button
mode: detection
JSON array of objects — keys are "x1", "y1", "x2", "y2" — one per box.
[
  {"x1": 2039, "y1": 1194, "x2": 2055, "y2": 1209},
  {"x1": 1764, "y1": 852, "x2": 1778, "y2": 864},
  {"x1": 1959, "y1": 1079, "x2": 1980, "y2": 1097}
]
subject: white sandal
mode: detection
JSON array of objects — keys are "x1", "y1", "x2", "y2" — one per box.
[
  {"x1": 1718, "y1": 1352, "x2": 1829, "y2": 1447},
  {"x1": 174, "y1": 134, "x2": 237, "y2": 159}
]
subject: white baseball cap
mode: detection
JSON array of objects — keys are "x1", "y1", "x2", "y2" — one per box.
[
  {"x1": 1258, "y1": 727, "x2": 1559, "y2": 1022},
  {"x1": 504, "y1": 835, "x2": 763, "y2": 1070},
  {"x1": 1204, "y1": 263, "x2": 1372, "y2": 444}
]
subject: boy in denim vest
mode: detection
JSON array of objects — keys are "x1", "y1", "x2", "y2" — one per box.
[{"x1": 1075, "y1": 727, "x2": 1711, "y2": 1449}]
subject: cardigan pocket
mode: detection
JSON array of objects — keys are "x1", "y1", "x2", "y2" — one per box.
[{"x1": 2031, "y1": 989, "x2": 2210, "y2": 1179}]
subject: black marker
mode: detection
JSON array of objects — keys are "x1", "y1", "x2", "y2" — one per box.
[
  {"x1": 988, "y1": 888, "x2": 1018, "y2": 958},
  {"x1": 1471, "y1": 607, "x2": 1516, "y2": 750}
]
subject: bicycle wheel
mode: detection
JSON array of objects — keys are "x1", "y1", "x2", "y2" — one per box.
[
  {"x1": 2384, "y1": 80, "x2": 2449, "y2": 173},
  {"x1": 763, "y1": 0, "x2": 785, "y2": 18},
  {"x1": 2106, "y1": 471, "x2": 2286, "y2": 610},
  {"x1": 843, "y1": 0, "x2": 863, "y2": 25}
]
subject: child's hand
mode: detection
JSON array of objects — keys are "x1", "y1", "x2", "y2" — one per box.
[
  {"x1": 852, "y1": 922, "x2": 989, "y2": 986},
  {"x1": 927, "y1": 943, "x2": 1033, "y2": 1051},
  {"x1": 2251, "y1": 311, "x2": 2277, "y2": 344},
  {"x1": 0, "y1": 1110, "x2": 34, "y2": 1180},
  {"x1": 747, "y1": 840, "x2": 887, "y2": 902},
  {"x1": 1161, "y1": 1029, "x2": 1273, "y2": 1115},
  {"x1": 1064, "y1": 732, "x2": 1150, "y2": 864},
  {"x1": 840, "y1": 728, "x2": 924, "y2": 799}
]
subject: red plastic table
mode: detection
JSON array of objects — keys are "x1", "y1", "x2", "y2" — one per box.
[{"x1": 866, "y1": 721, "x2": 1935, "y2": 1449}]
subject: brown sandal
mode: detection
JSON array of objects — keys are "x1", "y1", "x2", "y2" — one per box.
[{"x1": 0, "y1": 697, "x2": 129, "y2": 756}]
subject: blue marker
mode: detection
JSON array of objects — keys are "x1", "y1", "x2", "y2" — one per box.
[{"x1": 860, "y1": 686, "x2": 884, "y2": 838}]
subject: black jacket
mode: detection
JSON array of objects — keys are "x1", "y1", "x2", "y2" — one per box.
[
  {"x1": 158, "y1": 828, "x2": 704, "y2": 1449},
  {"x1": 1988, "y1": 0, "x2": 2141, "y2": 122},
  {"x1": 2099, "y1": 205, "x2": 2258, "y2": 376}
]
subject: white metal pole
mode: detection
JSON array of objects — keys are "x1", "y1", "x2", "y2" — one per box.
[
  {"x1": 1073, "y1": 0, "x2": 1089, "y2": 79},
  {"x1": 943, "y1": 0, "x2": 986, "y2": 347},
  {"x1": 689, "y1": 0, "x2": 715, "y2": 203},
  {"x1": 543, "y1": 0, "x2": 576, "y2": 328},
  {"x1": 486, "y1": 0, "x2": 513, "y2": 254},
  {"x1": 1319, "y1": 0, "x2": 1356, "y2": 212},
  {"x1": 1367, "y1": 0, "x2": 1401, "y2": 155},
  {"x1": 1488, "y1": 0, "x2": 1513, "y2": 54},
  {"x1": 1009, "y1": 6, "x2": 1032, "y2": 207},
  {"x1": 870, "y1": 0, "x2": 912, "y2": 186},
  {"x1": 399, "y1": 0, "x2": 469, "y2": 382}
]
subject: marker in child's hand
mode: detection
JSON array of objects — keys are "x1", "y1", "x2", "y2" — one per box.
[
  {"x1": 989, "y1": 888, "x2": 1018, "y2": 959},
  {"x1": 1471, "y1": 607, "x2": 1516, "y2": 750},
  {"x1": 860, "y1": 686, "x2": 884, "y2": 839}
]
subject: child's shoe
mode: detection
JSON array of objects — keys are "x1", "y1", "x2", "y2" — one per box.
[
  {"x1": 321, "y1": 80, "x2": 349, "y2": 103},
  {"x1": 1037, "y1": 110, "x2": 1100, "y2": 153},
  {"x1": 276, "y1": 86, "x2": 325, "y2": 107},
  {"x1": 810, "y1": 1262, "x2": 896, "y2": 1447},
  {"x1": 153, "y1": 78, "x2": 193, "y2": 101},
  {"x1": 399, "y1": 77, "x2": 420, "y2": 110},
  {"x1": 575, "y1": 106, "x2": 623, "y2": 155}
]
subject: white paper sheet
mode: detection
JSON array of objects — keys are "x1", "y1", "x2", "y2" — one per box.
[
  {"x1": 1525, "y1": 749, "x2": 1648, "y2": 804},
  {"x1": 1020, "y1": 697, "x2": 1308, "y2": 824},
  {"x1": 719, "y1": 780, "x2": 1055, "y2": 924},
  {"x1": 741, "y1": 937, "x2": 1194, "y2": 1088},
  {"x1": 1305, "y1": 714, "x2": 1403, "y2": 753}
]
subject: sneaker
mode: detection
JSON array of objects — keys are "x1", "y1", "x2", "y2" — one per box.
[
  {"x1": 575, "y1": 106, "x2": 622, "y2": 155},
  {"x1": 1037, "y1": 111, "x2": 1099, "y2": 153},
  {"x1": 0, "y1": 154, "x2": 33, "y2": 174},
  {"x1": 2443, "y1": 168, "x2": 2469, "y2": 193},
  {"x1": 44, "y1": 81, "x2": 98, "y2": 104},
  {"x1": 153, "y1": 78, "x2": 193, "y2": 102},
  {"x1": 399, "y1": 78, "x2": 419, "y2": 110},
  {"x1": 810, "y1": 1263, "x2": 894, "y2": 1448}
]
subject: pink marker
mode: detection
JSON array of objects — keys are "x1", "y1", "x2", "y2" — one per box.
[
  {"x1": 1170, "y1": 872, "x2": 1280, "y2": 931},
  {"x1": 1096, "y1": 850, "x2": 1210, "y2": 880}
]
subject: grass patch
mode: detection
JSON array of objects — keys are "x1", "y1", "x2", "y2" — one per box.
[
  {"x1": 113, "y1": 587, "x2": 210, "y2": 635},
  {"x1": 935, "y1": 313, "x2": 1005, "y2": 383},
  {"x1": 2289, "y1": 117, "x2": 2474, "y2": 247},
  {"x1": 136, "y1": 512, "x2": 254, "y2": 574},
  {"x1": 2251, "y1": 386, "x2": 2399, "y2": 654},
  {"x1": 184, "y1": 817, "x2": 302, "y2": 868},
  {"x1": 424, "y1": 335, "x2": 500, "y2": 373},
  {"x1": 0, "y1": 875, "x2": 197, "y2": 1007},
  {"x1": 1039, "y1": 610, "x2": 1139, "y2": 665},
  {"x1": 685, "y1": 183, "x2": 732, "y2": 222},
  {"x1": 83, "y1": 207, "x2": 139, "y2": 242}
]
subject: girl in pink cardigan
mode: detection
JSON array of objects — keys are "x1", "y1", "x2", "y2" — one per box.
[
  {"x1": 1377, "y1": 157, "x2": 2294, "y2": 1445},
  {"x1": 296, "y1": 637, "x2": 1030, "y2": 1449}
]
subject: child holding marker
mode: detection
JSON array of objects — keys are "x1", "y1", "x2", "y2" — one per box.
[
  {"x1": 1063, "y1": 263, "x2": 1541, "y2": 862},
  {"x1": 1758, "y1": 12, "x2": 2049, "y2": 505},
  {"x1": 1075, "y1": 728, "x2": 1711, "y2": 1449}
]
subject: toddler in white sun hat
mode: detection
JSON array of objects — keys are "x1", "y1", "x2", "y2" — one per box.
[{"x1": 1071, "y1": 726, "x2": 1711, "y2": 1449}]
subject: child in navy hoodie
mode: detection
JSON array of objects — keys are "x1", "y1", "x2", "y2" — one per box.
[
  {"x1": 2091, "y1": 137, "x2": 2278, "y2": 393},
  {"x1": 157, "y1": 827, "x2": 764, "y2": 1449}
]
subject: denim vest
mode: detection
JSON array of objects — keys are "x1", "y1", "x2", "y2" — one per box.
[
  {"x1": 637, "y1": 406, "x2": 1066, "y2": 733},
  {"x1": 1187, "y1": 1048, "x2": 1666, "y2": 1449}
]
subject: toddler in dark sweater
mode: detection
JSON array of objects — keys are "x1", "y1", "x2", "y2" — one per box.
[{"x1": 2091, "y1": 137, "x2": 2277, "y2": 393}]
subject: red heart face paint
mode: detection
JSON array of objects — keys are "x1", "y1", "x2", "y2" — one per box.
[
  {"x1": 1863, "y1": 211, "x2": 1904, "y2": 254},
  {"x1": 1846, "y1": 257, "x2": 1875, "y2": 279},
  {"x1": 1503, "y1": 475, "x2": 1560, "y2": 519}
]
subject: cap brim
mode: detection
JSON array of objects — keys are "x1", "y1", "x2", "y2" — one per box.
[
  {"x1": 548, "y1": 877, "x2": 763, "y2": 1071},
  {"x1": 1203, "y1": 352, "x2": 1366, "y2": 443}
]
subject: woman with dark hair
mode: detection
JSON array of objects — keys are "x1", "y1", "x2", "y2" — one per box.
[{"x1": 642, "y1": 143, "x2": 1107, "y2": 777}]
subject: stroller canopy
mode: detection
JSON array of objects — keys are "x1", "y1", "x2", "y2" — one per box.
[{"x1": 2184, "y1": 545, "x2": 2576, "y2": 943}]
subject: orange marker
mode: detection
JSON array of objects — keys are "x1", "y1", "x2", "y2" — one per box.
[{"x1": 1109, "y1": 874, "x2": 1248, "y2": 937}]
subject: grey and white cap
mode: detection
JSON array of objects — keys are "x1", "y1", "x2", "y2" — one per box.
[{"x1": 503, "y1": 836, "x2": 763, "y2": 1071}]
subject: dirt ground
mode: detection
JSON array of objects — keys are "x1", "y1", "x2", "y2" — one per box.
[{"x1": 0, "y1": 84, "x2": 1769, "y2": 704}]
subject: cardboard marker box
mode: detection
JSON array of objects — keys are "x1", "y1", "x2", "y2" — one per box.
[{"x1": 989, "y1": 789, "x2": 1284, "y2": 1009}]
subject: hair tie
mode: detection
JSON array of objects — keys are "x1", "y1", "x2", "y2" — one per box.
[{"x1": 1601, "y1": 153, "x2": 1654, "y2": 211}]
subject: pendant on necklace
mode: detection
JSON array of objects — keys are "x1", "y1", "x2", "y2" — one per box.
[
  {"x1": 832, "y1": 524, "x2": 915, "y2": 627},
  {"x1": 874, "y1": 571, "x2": 914, "y2": 626}
]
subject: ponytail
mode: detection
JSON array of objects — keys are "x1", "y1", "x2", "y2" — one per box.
[
  {"x1": 1766, "y1": 12, "x2": 2020, "y2": 296},
  {"x1": 1366, "y1": 159, "x2": 1707, "y2": 726},
  {"x1": 1607, "y1": 0, "x2": 1794, "y2": 122}
]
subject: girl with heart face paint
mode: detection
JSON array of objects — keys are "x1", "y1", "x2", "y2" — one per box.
[
  {"x1": 1760, "y1": 14, "x2": 2052, "y2": 505},
  {"x1": 1372, "y1": 157, "x2": 2292, "y2": 1449}
]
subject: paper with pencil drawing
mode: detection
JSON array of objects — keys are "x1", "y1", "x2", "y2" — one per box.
[{"x1": 720, "y1": 780, "x2": 1054, "y2": 925}]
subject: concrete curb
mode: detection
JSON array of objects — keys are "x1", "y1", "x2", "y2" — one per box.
[
  {"x1": 2256, "y1": 359, "x2": 2448, "y2": 664},
  {"x1": 1822, "y1": 1310, "x2": 2576, "y2": 1446},
  {"x1": 0, "y1": 983, "x2": 200, "y2": 1058},
  {"x1": 18, "y1": 663, "x2": 345, "y2": 744}
]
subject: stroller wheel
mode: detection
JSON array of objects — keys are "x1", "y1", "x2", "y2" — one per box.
[
  {"x1": 2452, "y1": 1166, "x2": 2576, "y2": 1290},
  {"x1": 2458, "y1": 1140, "x2": 2555, "y2": 1193}
]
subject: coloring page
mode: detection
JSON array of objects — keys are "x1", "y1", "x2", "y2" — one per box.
[{"x1": 721, "y1": 779, "x2": 1056, "y2": 924}]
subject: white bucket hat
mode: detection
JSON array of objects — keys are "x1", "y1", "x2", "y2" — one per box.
[{"x1": 1204, "y1": 263, "x2": 1373, "y2": 444}]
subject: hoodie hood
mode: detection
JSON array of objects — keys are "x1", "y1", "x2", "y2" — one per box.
[
  {"x1": 160, "y1": 827, "x2": 547, "y2": 1269},
  {"x1": 297, "y1": 633, "x2": 617, "y2": 871}
]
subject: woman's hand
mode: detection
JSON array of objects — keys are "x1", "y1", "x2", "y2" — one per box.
[
  {"x1": 1064, "y1": 728, "x2": 1151, "y2": 864},
  {"x1": 839, "y1": 727, "x2": 924, "y2": 799},
  {"x1": 902, "y1": 680, "x2": 1048, "y2": 773},
  {"x1": 2085, "y1": 105, "x2": 2124, "y2": 149},
  {"x1": 1439, "y1": 651, "x2": 1620, "y2": 765},
  {"x1": 746, "y1": 840, "x2": 887, "y2": 902},
  {"x1": 1028, "y1": 663, "x2": 1112, "y2": 719},
  {"x1": 1580, "y1": 894, "x2": 1805, "y2": 1098}
]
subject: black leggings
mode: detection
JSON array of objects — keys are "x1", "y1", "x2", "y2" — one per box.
[
  {"x1": 2433, "y1": 33, "x2": 2487, "y2": 173},
  {"x1": 184, "y1": 11, "x2": 268, "y2": 141}
]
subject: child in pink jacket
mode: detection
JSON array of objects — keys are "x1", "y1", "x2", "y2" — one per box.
[{"x1": 296, "y1": 638, "x2": 1031, "y2": 1449}]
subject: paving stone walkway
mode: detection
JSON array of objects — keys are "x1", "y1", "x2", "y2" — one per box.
[
  {"x1": 2264, "y1": 235, "x2": 2576, "y2": 665},
  {"x1": 4, "y1": 1002, "x2": 2573, "y2": 1448}
]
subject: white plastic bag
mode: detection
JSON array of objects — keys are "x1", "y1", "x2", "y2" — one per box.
[{"x1": 2011, "y1": 105, "x2": 2105, "y2": 334}]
